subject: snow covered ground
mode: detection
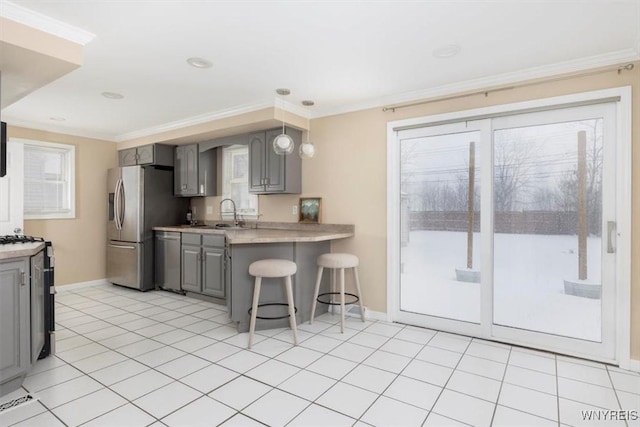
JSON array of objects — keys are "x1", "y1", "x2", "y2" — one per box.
[{"x1": 400, "y1": 230, "x2": 603, "y2": 342}]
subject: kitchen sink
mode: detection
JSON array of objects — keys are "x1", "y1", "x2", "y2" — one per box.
[{"x1": 214, "y1": 223, "x2": 244, "y2": 229}]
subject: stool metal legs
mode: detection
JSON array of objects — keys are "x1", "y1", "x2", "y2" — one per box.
[
  {"x1": 310, "y1": 266, "x2": 364, "y2": 332},
  {"x1": 248, "y1": 276, "x2": 262, "y2": 349},
  {"x1": 309, "y1": 266, "x2": 324, "y2": 325},
  {"x1": 353, "y1": 267, "x2": 365, "y2": 322},
  {"x1": 339, "y1": 268, "x2": 345, "y2": 333},
  {"x1": 284, "y1": 275, "x2": 298, "y2": 345},
  {"x1": 248, "y1": 275, "x2": 298, "y2": 349}
]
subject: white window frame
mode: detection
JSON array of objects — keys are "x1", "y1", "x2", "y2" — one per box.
[
  {"x1": 221, "y1": 144, "x2": 258, "y2": 219},
  {"x1": 387, "y1": 87, "x2": 632, "y2": 369},
  {"x1": 21, "y1": 139, "x2": 76, "y2": 220}
]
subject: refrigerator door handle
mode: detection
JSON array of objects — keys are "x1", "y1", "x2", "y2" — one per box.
[
  {"x1": 114, "y1": 178, "x2": 122, "y2": 230},
  {"x1": 118, "y1": 178, "x2": 125, "y2": 230}
]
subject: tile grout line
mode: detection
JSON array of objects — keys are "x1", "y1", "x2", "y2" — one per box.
[
  {"x1": 420, "y1": 335, "x2": 474, "y2": 426},
  {"x1": 555, "y1": 355, "x2": 561, "y2": 427},
  {"x1": 605, "y1": 365, "x2": 629, "y2": 427},
  {"x1": 488, "y1": 346, "x2": 512, "y2": 427}
]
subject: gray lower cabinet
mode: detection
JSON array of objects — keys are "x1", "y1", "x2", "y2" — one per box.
[
  {"x1": 249, "y1": 127, "x2": 302, "y2": 194},
  {"x1": 0, "y1": 258, "x2": 30, "y2": 396},
  {"x1": 181, "y1": 234, "x2": 226, "y2": 298},
  {"x1": 155, "y1": 231, "x2": 181, "y2": 291},
  {"x1": 228, "y1": 241, "x2": 330, "y2": 332}
]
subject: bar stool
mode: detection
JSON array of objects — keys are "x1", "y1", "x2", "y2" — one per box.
[
  {"x1": 248, "y1": 259, "x2": 298, "y2": 349},
  {"x1": 309, "y1": 253, "x2": 365, "y2": 333}
]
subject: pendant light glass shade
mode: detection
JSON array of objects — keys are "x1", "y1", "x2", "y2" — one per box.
[
  {"x1": 273, "y1": 88, "x2": 294, "y2": 155},
  {"x1": 299, "y1": 141, "x2": 315, "y2": 159},
  {"x1": 273, "y1": 133, "x2": 294, "y2": 155},
  {"x1": 299, "y1": 128, "x2": 316, "y2": 159}
]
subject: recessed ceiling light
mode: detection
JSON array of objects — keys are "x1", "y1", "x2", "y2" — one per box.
[
  {"x1": 187, "y1": 57, "x2": 213, "y2": 69},
  {"x1": 302, "y1": 100, "x2": 315, "y2": 106},
  {"x1": 276, "y1": 88, "x2": 291, "y2": 96},
  {"x1": 49, "y1": 116, "x2": 66, "y2": 122},
  {"x1": 101, "y1": 91, "x2": 124, "y2": 99},
  {"x1": 433, "y1": 44, "x2": 461, "y2": 58}
]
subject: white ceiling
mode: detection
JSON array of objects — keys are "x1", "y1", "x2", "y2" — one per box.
[{"x1": 2, "y1": 0, "x2": 639, "y2": 142}]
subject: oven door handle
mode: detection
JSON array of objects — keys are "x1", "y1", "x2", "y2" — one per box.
[{"x1": 108, "y1": 243, "x2": 136, "y2": 250}]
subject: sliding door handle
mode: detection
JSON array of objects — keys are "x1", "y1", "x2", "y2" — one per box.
[{"x1": 607, "y1": 221, "x2": 616, "y2": 253}]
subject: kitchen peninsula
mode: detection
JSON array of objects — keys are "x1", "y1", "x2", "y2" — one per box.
[{"x1": 153, "y1": 223, "x2": 354, "y2": 332}]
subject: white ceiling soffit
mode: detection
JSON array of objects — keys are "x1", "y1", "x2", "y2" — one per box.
[
  {"x1": 0, "y1": 1, "x2": 95, "y2": 45},
  {"x1": 1, "y1": 1, "x2": 638, "y2": 143}
]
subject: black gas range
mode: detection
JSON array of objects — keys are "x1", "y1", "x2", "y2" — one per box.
[{"x1": 0, "y1": 235, "x2": 55, "y2": 359}]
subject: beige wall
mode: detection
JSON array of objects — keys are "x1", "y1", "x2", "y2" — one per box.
[{"x1": 9, "y1": 126, "x2": 118, "y2": 286}]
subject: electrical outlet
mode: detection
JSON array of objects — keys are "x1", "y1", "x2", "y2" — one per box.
[
  {"x1": 206, "y1": 205, "x2": 213, "y2": 215},
  {"x1": 292, "y1": 205, "x2": 298, "y2": 215}
]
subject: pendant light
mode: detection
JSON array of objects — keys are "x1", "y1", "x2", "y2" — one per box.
[
  {"x1": 273, "y1": 88, "x2": 294, "y2": 155},
  {"x1": 299, "y1": 100, "x2": 316, "y2": 159}
]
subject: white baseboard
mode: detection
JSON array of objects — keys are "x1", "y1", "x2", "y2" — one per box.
[
  {"x1": 335, "y1": 305, "x2": 388, "y2": 322},
  {"x1": 365, "y1": 309, "x2": 389, "y2": 322},
  {"x1": 56, "y1": 279, "x2": 109, "y2": 292},
  {"x1": 628, "y1": 358, "x2": 640, "y2": 373}
]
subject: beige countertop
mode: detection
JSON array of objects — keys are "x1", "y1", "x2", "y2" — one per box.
[
  {"x1": 0, "y1": 242, "x2": 46, "y2": 261},
  {"x1": 153, "y1": 222, "x2": 354, "y2": 244}
]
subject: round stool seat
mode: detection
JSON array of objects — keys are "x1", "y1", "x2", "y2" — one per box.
[
  {"x1": 249, "y1": 259, "x2": 297, "y2": 278},
  {"x1": 317, "y1": 253, "x2": 359, "y2": 269}
]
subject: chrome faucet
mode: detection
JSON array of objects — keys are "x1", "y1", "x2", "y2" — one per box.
[{"x1": 219, "y1": 198, "x2": 239, "y2": 226}]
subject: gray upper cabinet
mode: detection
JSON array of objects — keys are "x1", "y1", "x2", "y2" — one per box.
[
  {"x1": 249, "y1": 127, "x2": 302, "y2": 194},
  {"x1": 175, "y1": 144, "x2": 199, "y2": 196},
  {"x1": 118, "y1": 144, "x2": 174, "y2": 167},
  {"x1": 0, "y1": 258, "x2": 30, "y2": 396},
  {"x1": 174, "y1": 144, "x2": 216, "y2": 197}
]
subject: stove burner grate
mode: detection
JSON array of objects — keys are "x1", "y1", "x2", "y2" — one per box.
[{"x1": 0, "y1": 235, "x2": 45, "y2": 245}]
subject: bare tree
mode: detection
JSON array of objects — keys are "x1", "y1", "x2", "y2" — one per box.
[
  {"x1": 493, "y1": 133, "x2": 538, "y2": 212},
  {"x1": 553, "y1": 121, "x2": 603, "y2": 235}
]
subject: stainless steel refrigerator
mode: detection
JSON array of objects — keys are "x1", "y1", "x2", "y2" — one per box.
[{"x1": 107, "y1": 166, "x2": 187, "y2": 291}]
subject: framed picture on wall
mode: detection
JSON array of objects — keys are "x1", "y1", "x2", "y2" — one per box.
[{"x1": 299, "y1": 197, "x2": 321, "y2": 223}]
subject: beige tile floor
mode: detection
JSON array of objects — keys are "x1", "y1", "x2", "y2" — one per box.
[{"x1": 1, "y1": 283, "x2": 638, "y2": 427}]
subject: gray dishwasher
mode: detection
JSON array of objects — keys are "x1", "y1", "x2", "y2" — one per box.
[{"x1": 155, "y1": 231, "x2": 181, "y2": 291}]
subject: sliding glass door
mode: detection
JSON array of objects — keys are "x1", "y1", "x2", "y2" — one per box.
[
  {"x1": 399, "y1": 121, "x2": 485, "y2": 327},
  {"x1": 394, "y1": 102, "x2": 617, "y2": 361}
]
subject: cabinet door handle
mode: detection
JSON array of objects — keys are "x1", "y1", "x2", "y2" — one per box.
[{"x1": 21, "y1": 271, "x2": 26, "y2": 286}]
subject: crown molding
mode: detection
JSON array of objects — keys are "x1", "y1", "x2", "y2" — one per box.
[
  {"x1": 311, "y1": 48, "x2": 640, "y2": 119},
  {"x1": 4, "y1": 116, "x2": 116, "y2": 142},
  {"x1": 1, "y1": 1, "x2": 95, "y2": 45},
  {"x1": 114, "y1": 100, "x2": 312, "y2": 143},
  {"x1": 114, "y1": 102, "x2": 273, "y2": 142},
  {"x1": 278, "y1": 100, "x2": 313, "y2": 120}
]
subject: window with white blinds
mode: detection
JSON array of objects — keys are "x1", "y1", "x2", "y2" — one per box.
[
  {"x1": 23, "y1": 140, "x2": 75, "y2": 219},
  {"x1": 221, "y1": 144, "x2": 258, "y2": 218}
]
